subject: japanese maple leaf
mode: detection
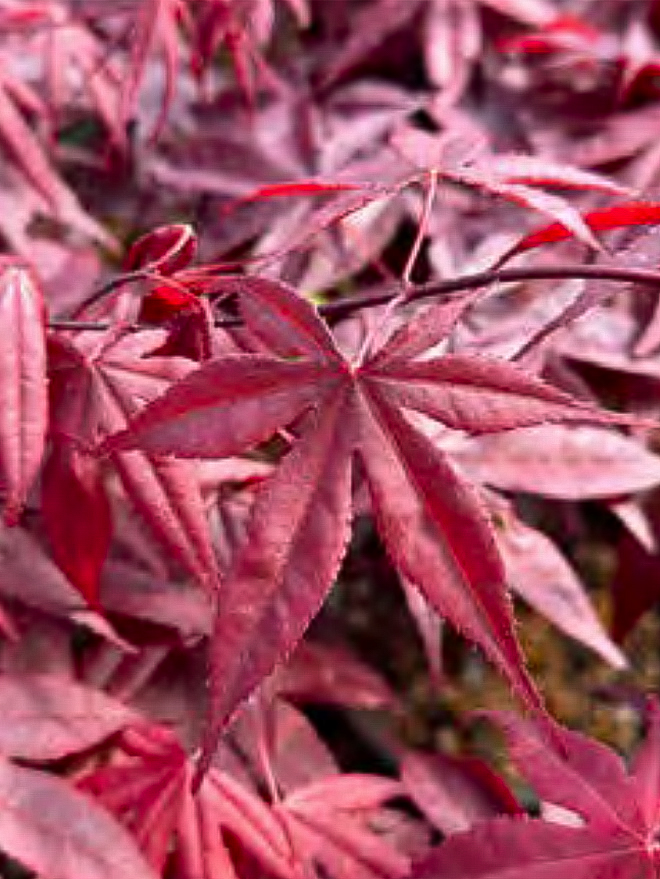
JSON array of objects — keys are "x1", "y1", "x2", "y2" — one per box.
[
  {"x1": 319, "y1": 0, "x2": 553, "y2": 89},
  {"x1": 0, "y1": 673, "x2": 141, "y2": 761},
  {"x1": 226, "y1": 123, "x2": 629, "y2": 287},
  {"x1": 104, "y1": 276, "x2": 645, "y2": 775},
  {"x1": 119, "y1": 0, "x2": 308, "y2": 137},
  {"x1": 498, "y1": 13, "x2": 606, "y2": 59},
  {"x1": 450, "y1": 424, "x2": 660, "y2": 502},
  {"x1": 190, "y1": 0, "x2": 309, "y2": 99},
  {"x1": 0, "y1": 57, "x2": 112, "y2": 251},
  {"x1": 561, "y1": 101, "x2": 660, "y2": 172},
  {"x1": 489, "y1": 494, "x2": 626, "y2": 668},
  {"x1": 412, "y1": 701, "x2": 660, "y2": 879},
  {"x1": 36, "y1": 2, "x2": 124, "y2": 147},
  {"x1": 149, "y1": 82, "x2": 418, "y2": 290},
  {"x1": 0, "y1": 758, "x2": 157, "y2": 879},
  {"x1": 387, "y1": 125, "x2": 630, "y2": 254},
  {"x1": 0, "y1": 673, "x2": 156, "y2": 879},
  {"x1": 0, "y1": 523, "x2": 134, "y2": 648},
  {"x1": 396, "y1": 479, "x2": 626, "y2": 669},
  {"x1": 0, "y1": 2, "x2": 124, "y2": 143},
  {"x1": 47, "y1": 326, "x2": 218, "y2": 594},
  {"x1": 41, "y1": 441, "x2": 113, "y2": 607},
  {"x1": 401, "y1": 748, "x2": 522, "y2": 836},
  {"x1": 80, "y1": 720, "x2": 406, "y2": 879},
  {"x1": 499, "y1": 13, "x2": 660, "y2": 103},
  {"x1": 272, "y1": 773, "x2": 410, "y2": 879}
]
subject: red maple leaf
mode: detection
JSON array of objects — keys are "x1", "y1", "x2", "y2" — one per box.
[
  {"x1": 223, "y1": 123, "x2": 629, "y2": 287},
  {"x1": 46, "y1": 325, "x2": 218, "y2": 596},
  {"x1": 103, "y1": 275, "x2": 645, "y2": 776},
  {"x1": 0, "y1": 757, "x2": 157, "y2": 879},
  {"x1": 80, "y1": 720, "x2": 407, "y2": 879},
  {"x1": 412, "y1": 701, "x2": 660, "y2": 879},
  {"x1": 6, "y1": 1, "x2": 125, "y2": 147},
  {"x1": 118, "y1": 0, "x2": 309, "y2": 137}
]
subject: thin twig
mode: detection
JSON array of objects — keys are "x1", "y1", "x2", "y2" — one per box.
[
  {"x1": 318, "y1": 264, "x2": 660, "y2": 319},
  {"x1": 47, "y1": 263, "x2": 660, "y2": 332}
]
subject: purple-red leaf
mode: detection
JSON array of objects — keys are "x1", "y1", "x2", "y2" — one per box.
[
  {"x1": 42, "y1": 442, "x2": 113, "y2": 606},
  {"x1": 230, "y1": 180, "x2": 365, "y2": 205},
  {"x1": 120, "y1": 0, "x2": 182, "y2": 141},
  {"x1": 0, "y1": 757, "x2": 157, "y2": 879},
  {"x1": 198, "y1": 390, "x2": 354, "y2": 778},
  {"x1": 279, "y1": 774, "x2": 411, "y2": 879},
  {"x1": 452, "y1": 425, "x2": 660, "y2": 499},
  {"x1": 369, "y1": 356, "x2": 635, "y2": 434},
  {"x1": 105, "y1": 277, "x2": 647, "y2": 777},
  {"x1": 483, "y1": 711, "x2": 642, "y2": 832},
  {"x1": 0, "y1": 673, "x2": 139, "y2": 760},
  {"x1": 124, "y1": 224, "x2": 197, "y2": 275},
  {"x1": 111, "y1": 451, "x2": 218, "y2": 592},
  {"x1": 499, "y1": 201, "x2": 660, "y2": 263},
  {"x1": 81, "y1": 722, "x2": 299, "y2": 878},
  {"x1": 412, "y1": 705, "x2": 660, "y2": 879},
  {"x1": 0, "y1": 258, "x2": 47, "y2": 524},
  {"x1": 354, "y1": 388, "x2": 542, "y2": 714},
  {"x1": 413, "y1": 815, "x2": 645, "y2": 879},
  {"x1": 401, "y1": 751, "x2": 521, "y2": 835},
  {"x1": 103, "y1": 355, "x2": 334, "y2": 458},
  {"x1": 0, "y1": 524, "x2": 130, "y2": 646},
  {"x1": 48, "y1": 330, "x2": 217, "y2": 588},
  {"x1": 495, "y1": 511, "x2": 625, "y2": 667},
  {"x1": 274, "y1": 641, "x2": 397, "y2": 710}
]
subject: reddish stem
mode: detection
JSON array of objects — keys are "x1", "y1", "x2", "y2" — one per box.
[{"x1": 48, "y1": 263, "x2": 660, "y2": 331}]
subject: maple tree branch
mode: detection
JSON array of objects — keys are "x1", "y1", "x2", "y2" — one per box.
[
  {"x1": 318, "y1": 264, "x2": 660, "y2": 319},
  {"x1": 48, "y1": 263, "x2": 660, "y2": 332}
]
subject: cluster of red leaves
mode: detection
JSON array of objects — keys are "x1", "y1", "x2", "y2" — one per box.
[{"x1": 5, "y1": 0, "x2": 660, "y2": 878}]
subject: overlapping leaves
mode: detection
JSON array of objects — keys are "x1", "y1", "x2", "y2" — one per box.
[
  {"x1": 46, "y1": 325, "x2": 218, "y2": 600},
  {"x1": 105, "y1": 275, "x2": 644, "y2": 772},
  {"x1": 80, "y1": 719, "x2": 409, "y2": 879},
  {"x1": 413, "y1": 702, "x2": 660, "y2": 879}
]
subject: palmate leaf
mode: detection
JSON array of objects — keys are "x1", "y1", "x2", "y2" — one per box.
[
  {"x1": 103, "y1": 277, "x2": 645, "y2": 776},
  {"x1": 397, "y1": 491, "x2": 626, "y2": 670},
  {"x1": 0, "y1": 523, "x2": 131, "y2": 647},
  {"x1": 13, "y1": 2, "x2": 125, "y2": 149},
  {"x1": 412, "y1": 703, "x2": 660, "y2": 879},
  {"x1": 494, "y1": 507, "x2": 626, "y2": 669},
  {"x1": 119, "y1": 0, "x2": 309, "y2": 136},
  {"x1": 389, "y1": 126, "x2": 629, "y2": 252},
  {"x1": 80, "y1": 720, "x2": 405, "y2": 879},
  {"x1": 47, "y1": 328, "x2": 218, "y2": 592},
  {"x1": 275, "y1": 774, "x2": 411, "y2": 879},
  {"x1": 227, "y1": 126, "x2": 628, "y2": 276},
  {"x1": 451, "y1": 424, "x2": 660, "y2": 500},
  {"x1": 79, "y1": 724, "x2": 280, "y2": 877}
]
